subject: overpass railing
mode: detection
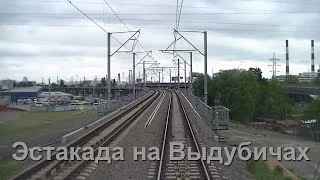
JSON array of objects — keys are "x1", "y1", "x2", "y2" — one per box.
[
  {"x1": 74, "y1": 90, "x2": 149, "y2": 119},
  {"x1": 180, "y1": 89, "x2": 229, "y2": 131},
  {"x1": 180, "y1": 89, "x2": 213, "y2": 125}
]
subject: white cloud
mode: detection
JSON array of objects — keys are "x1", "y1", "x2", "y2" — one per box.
[{"x1": 1, "y1": 0, "x2": 320, "y2": 82}]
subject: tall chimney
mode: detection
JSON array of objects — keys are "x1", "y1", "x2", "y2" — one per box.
[
  {"x1": 311, "y1": 40, "x2": 315, "y2": 72},
  {"x1": 286, "y1": 40, "x2": 289, "y2": 76}
]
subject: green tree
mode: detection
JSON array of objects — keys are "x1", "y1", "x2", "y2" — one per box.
[
  {"x1": 249, "y1": 67, "x2": 268, "y2": 85},
  {"x1": 194, "y1": 68, "x2": 291, "y2": 122},
  {"x1": 303, "y1": 99, "x2": 320, "y2": 141},
  {"x1": 194, "y1": 74, "x2": 204, "y2": 98},
  {"x1": 312, "y1": 77, "x2": 320, "y2": 85},
  {"x1": 229, "y1": 82, "x2": 255, "y2": 122},
  {"x1": 256, "y1": 80, "x2": 290, "y2": 119},
  {"x1": 283, "y1": 75, "x2": 299, "y2": 84}
]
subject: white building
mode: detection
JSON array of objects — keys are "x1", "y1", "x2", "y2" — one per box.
[
  {"x1": 0, "y1": 79, "x2": 15, "y2": 90},
  {"x1": 38, "y1": 92, "x2": 73, "y2": 104}
]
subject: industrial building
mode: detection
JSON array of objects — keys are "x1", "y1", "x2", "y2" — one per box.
[
  {"x1": 0, "y1": 86, "x2": 42, "y2": 102},
  {"x1": 276, "y1": 40, "x2": 320, "y2": 82}
]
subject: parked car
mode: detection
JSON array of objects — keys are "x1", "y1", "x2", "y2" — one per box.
[
  {"x1": 34, "y1": 102, "x2": 43, "y2": 107},
  {"x1": 42, "y1": 101, "x2": 49, "y2": 106}
]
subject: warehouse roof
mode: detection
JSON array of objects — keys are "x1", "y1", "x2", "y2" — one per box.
[{"x1": 0, "y1": 86, "x2": 42, "y2": 93}]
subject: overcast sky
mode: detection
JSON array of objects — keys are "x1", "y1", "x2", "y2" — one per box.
[{"x1": 1, "y1": 0, "x2": 320, "y2": 83}]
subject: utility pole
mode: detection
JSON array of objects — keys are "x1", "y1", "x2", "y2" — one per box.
[
  {"x1": 118, "y1": 73, "x2": 121, "y2": 98},
  {"x1": 162, "y1": 68, "x2": 164, "y2": 83},
  {"x1": 162, "y1": 68, "x2": 164, "y2": 88},
  {"x1": 138, "y1": 71, "x2": 140, "y2": 89},
  {"x1": 94, "y1": 76, "x2": 97, "y2": 98},
  {"x1": 170, "y1": 69, "x2": 172, "y2": 89},
  {"x1": 184, "y1": 58, "x2": 187, "y2": 90},
  {"x1": 132, "y1": 53, "x2": 136, "y2": 99},
  {"x1": 129, "y1": 69, "x2": 132, "y2": 96},
  {"x1": 190, "y1": 52, "x2": 193, "y2": 91},
  {"x1": 204, "y1": 31, "x2": 208, "y2": 104},
  {"x1": 143, "y1": 61, "x2": 146, "y2": 92},
  {"x1": 92, "y1": 78, "x2": 94, "y2": 98},
  {"x1": 178, "y1": 58, "x2": 180, "y2": 89},
  {"x1": 105, "y1": 74, "x2": 107, "y2": 100},
  {"x1": 107, "y1": 32, "x2": 111, "y2": 108},
  {"x1": 159, "y1": 71, "x2": 161, "y2": 89},
  {"x1": 129, "y1": 70, "x2": 131, "y2": 84},
  {"x1": 48, "y1": 77, "x2": 51, "y2": 109}
]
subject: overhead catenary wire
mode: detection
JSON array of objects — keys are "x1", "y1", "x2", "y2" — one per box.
[
  {"x1": 172, "y1": 0, "x2": 185, "y2": 76},
  {"x1": 4, "y1": 11, "x2": 320, "y2": 15},
  {"x1": 15, "y1": 0, "x2": 320, "y2": 7},
  {"x1": 101, "y1": 0, "x2": 150, "y2": 54},
  {"x1": 66, "y1": 0, "x2": 108, "y2": 34},
  {"x1": 4, "y1": 22, "x2": 320, "y2": 33},
  {"x1": 65, "y1": 0, "x2": 135, "y2": 55},
  {"x1": 3, "y1": 14, "x2": 320, "y2": 29},
  {"x1": 177, "y1": 0, "x2": 184, "y2": 30}
]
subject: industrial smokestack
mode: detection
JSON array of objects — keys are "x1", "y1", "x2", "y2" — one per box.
[
  {"x1": 311, "y1": 40, "x2": 315, "y2": 72},
  {"x1": 286, "y1": 40, "x2": 289, "y2": 76}
]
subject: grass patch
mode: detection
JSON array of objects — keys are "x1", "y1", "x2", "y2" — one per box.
[
  {"x1": 0, "y1": 111, "x2": 76, "y2": 140},
  {"x1": 0, "y1": 155, "x2": 32, "y2": 180},
  {"x1": 247, "y1": 158, "x2": 299, "y2": 180},
  {"x1": 0, "y1": 111, "x2": 78, "y2": 179}
]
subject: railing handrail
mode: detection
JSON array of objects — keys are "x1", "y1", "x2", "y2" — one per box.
[
  {"x1": 74, "y1": 91, "x2": 147, "y2": 115},
  {"x1": 182, "y1": 89, "x2": 212, "y2": 110}
]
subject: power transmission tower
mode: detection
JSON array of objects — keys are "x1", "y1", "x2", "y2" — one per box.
[{"x1": 268, "y1": 52, "x2": 281, "y2": 78}]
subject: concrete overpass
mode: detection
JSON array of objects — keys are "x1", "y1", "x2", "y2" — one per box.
[
  {"x1": 282, "y1": 85, "x2": 320, "y2": 95},
  {"x1": 40, "y1": 83, "x2": 320, "y2": 96},
  {"x1": 40, "y1": 82, "x2": 190, "y2": 97}
]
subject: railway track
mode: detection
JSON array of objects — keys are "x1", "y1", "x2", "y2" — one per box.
[
  {"x1": 11, "y1": 90, "x2": 162, "y2": 180},
  {"x1": 154, "y1": 91, "x2": 220, "y2": 180}
]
